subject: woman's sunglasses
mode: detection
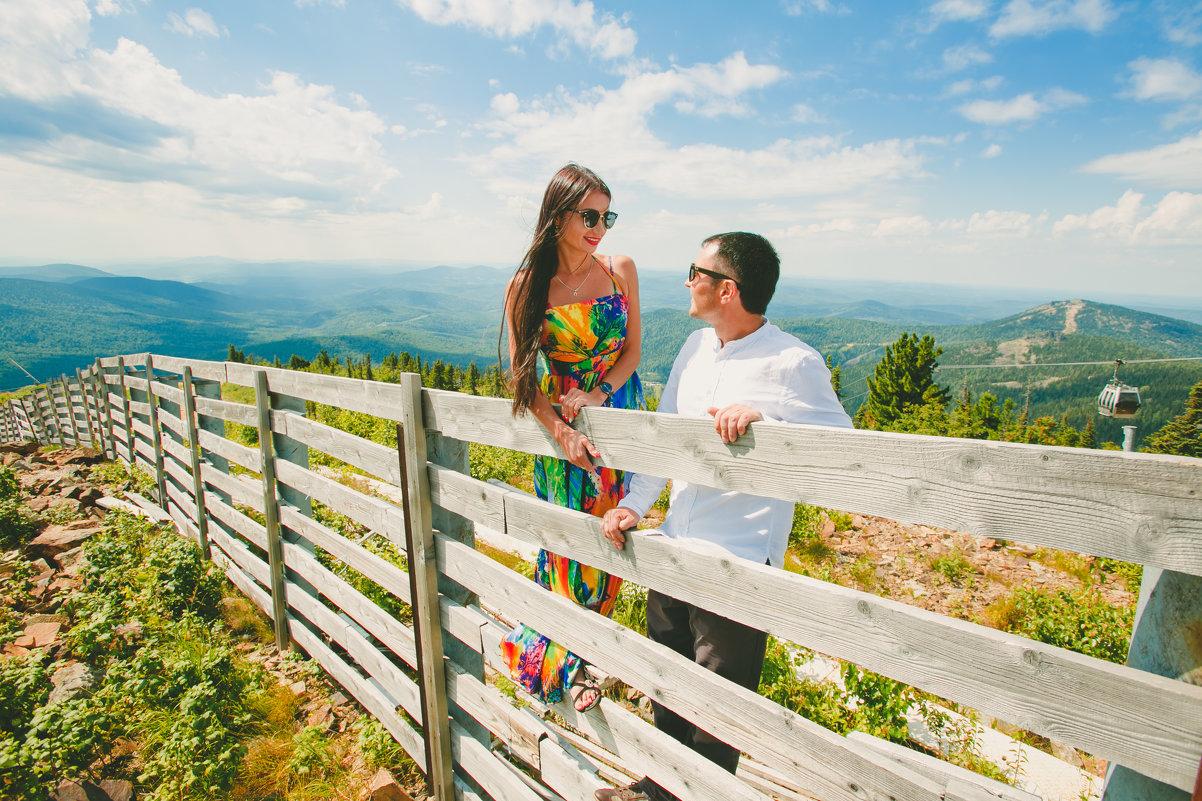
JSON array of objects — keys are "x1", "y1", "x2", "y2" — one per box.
[
  {"x1": 689, "y1": 263, "x2": 741, "y2": 290},
  {"x1": 573, "y1": 209, "x2": 619, "y2": 230}
]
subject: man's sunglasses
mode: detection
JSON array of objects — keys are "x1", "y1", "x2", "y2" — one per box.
[
  {"x1": 573, "y1": 209, "x2": 619, "y2": 230},
  {"x1": 689, "y1": 263, "x2": 741, "y2": 289}
]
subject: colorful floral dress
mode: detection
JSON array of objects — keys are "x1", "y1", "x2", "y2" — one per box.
[{"x1": 500, "y1": 258, "x2": 644, "y2": 703}]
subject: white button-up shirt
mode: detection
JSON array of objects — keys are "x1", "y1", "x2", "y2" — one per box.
[{"x1": 621, "y1": 320, "x2": 853, "y2": 567}]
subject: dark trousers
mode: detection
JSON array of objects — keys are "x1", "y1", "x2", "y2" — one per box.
[{"x1": 638, "y1": 589, "x2": 769, "y2": 801}]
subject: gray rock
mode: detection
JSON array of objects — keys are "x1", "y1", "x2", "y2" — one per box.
[{"x1": 49, "y1": 661, "x2": 94, "y2": 705}]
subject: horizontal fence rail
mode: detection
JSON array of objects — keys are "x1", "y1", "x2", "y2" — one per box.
[{"x1": 12, "y1": 353, "x2": 1202, "y2": 801}]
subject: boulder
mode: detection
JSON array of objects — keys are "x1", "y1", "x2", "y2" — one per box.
[
  {"x1": 99, "y1": 780, "x2": 133, "y2": 801},
  {"x1": 1, "y1": 441, "x2": 39, "y2": 456},
  {"x1": 53, "y1": 779, "x2": 110, "y2": 801},
  {"x1": 49, "y1": 661, "x2": 95, "y2": 705},
  {"x1": 55, "y1": 448, "x2": 103, "y2": 465},
  {"x1": 26, "y1": 523, "x2": 102, "y2": 560},
  {"x1": 365, "y1": 769, "x2": 415, "y2": 801},
  {"x1": 15, "y1": 621, "x2": 62, "y2": 648}
]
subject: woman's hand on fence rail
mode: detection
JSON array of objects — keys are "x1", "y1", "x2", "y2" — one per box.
[
  {"x1": 559, "y1": 386, "x2": 606, "y2": 423},
  {"x1": 601, "y1": 506, "x2": 639, "y2": 550},
  {"x1": 554, "y1": 424, "x2": 601, "y2": 472}
]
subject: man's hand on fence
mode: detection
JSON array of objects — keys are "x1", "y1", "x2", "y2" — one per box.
[
  {"x1": 601, "y1": 506, "x2": 639, "y2": 550},
  {"x1": 707, "y1": 404, "x2": 763, "y2": 444}
]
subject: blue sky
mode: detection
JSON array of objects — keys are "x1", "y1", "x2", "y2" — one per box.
[{"x1": 2, "y1": 0, "x2": 1202, "y2": 298}]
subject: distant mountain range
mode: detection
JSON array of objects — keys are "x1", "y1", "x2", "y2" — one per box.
[{"x1": 3, "y1": 261, "x2": 1201, "y2": 448}]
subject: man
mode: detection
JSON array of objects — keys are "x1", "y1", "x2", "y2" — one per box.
[{"x1": 594, "y1": 232, "x2": 852, "y2": 801}]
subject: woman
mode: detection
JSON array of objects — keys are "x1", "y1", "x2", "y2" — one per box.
[{"x1": 499, "y1": 163, "x2": 644, "y2": 712}]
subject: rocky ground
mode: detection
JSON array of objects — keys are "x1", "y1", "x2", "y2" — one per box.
[{"x1": 1, "y1": 441, "x2": 422, "y2": 801}]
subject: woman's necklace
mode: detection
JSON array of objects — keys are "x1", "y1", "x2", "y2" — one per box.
[{"x1": 554, "y1": 255, "x2": 593, "y2": 298}]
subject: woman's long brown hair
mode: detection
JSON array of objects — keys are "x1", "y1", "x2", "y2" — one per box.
[{"x1": 502, "y1": 163, "x2": 611, "y2": 417}]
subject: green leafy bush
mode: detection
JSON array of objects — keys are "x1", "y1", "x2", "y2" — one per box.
[
  {"x1": 0, "y1": 467, "x2": 41, "y2": 550},
  {"x1": 1000, "y1": 584, "x2": 1133, "y2": 663}
]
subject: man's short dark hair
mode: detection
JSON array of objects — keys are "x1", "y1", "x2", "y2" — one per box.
[{"x1": 701, "y1": 232, "x2": 779, "y2": 315}]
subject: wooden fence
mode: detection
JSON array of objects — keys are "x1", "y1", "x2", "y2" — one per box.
[{"x1": 4, "y1": 354, "x2": 1202, "y2": 801}]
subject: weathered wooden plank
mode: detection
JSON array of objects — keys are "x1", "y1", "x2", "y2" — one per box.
[
  {"x1": 163, "y1": 480, "x2": 199, "y2": 530},
  {"x1": 496, "y1": 484, "x2": 1202, "y2": 793},
  {"x1": 208, "y1": 517, "x2": 270, "y2": 588},
  {"x1": 444, "y1": 659, "x2": 550, "y2": 770},
  {"x1": 200, "y1": 465, "x2": 264, "y2": 519},
  {"x1": 193, "y1": 394, "x2": 257, "y2": 427},
  {"x1": 450, "y1": 717, "x2": 561, "y2": 801},
  {"x1": 150, "y1": 354, "x2": 226, "y2": 383},
  {"x1": 539, "y1": 734, "x2": 611, "y2": 801},
  {"x1": 208, "y1": 531, "x2": 272, "y2": 613},
  {"x1": 196, "y1": 428, "x2": 259, "y2": 472},
  {"x1": 396, "y1": 374, "x2": 455, "y2": 801},
  {"x1": 271, "y1": 411, "x2": 400, "y2": 485},
  {"x1": 160, "y1": 432, "x2": 191, "y2": 470},
  {"x1": 428, "y1": 465, "x2": 508, "y2": 535},
  {"x1": 206, "y1": 493, "x2": 268, "y2": 551},
  {"x1": 423, "y1": 392, "x2": 1202, "y2": 576},
  {"x1": 287, "y1": 614, "x2": 428, "y2": 772},
  {"x1": 149, "y1": 380, "x2": 184, "y2": 407},
  {"x1": 225, "y1": 366, "x2": 414, "y2": 421},
  {"x1": 277, "y1": 505, "x2": 411, "y2": 606},
  {"x1": 438, "y1": 532, "x2": 945, "y2": 801},
  {"x1": 280, "y1": 541, "x2": 421, "y2": 715},
  {"x1": 280, "y1": 539, "x2": 417, "y2": 668},
  {"x1": 475, "y1": 611, "x2": 783, "y2": 801},
  {"x1": 273, "y1": 459, "x2": 406, "y2": 536}
]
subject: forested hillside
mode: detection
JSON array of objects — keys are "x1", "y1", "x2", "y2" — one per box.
[{"x1": 4, "y1": 265, "x2": 1201, "y2": 449}]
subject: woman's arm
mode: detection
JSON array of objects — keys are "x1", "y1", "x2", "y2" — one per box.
[
  {"x1": 506, "y1": 275, "x2": 600, "y2": 471},
  {"x1": 559, "y1": 255, "x2": 642, "y2": 420}
]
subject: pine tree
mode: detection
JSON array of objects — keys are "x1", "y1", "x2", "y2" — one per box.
[
  {"x1": 363, "y1": 354, "x2": 373, "y2": 382},
  {"x1": 855, "y1": 333, "x2": 950, "y2": 428},
  {"x1": 825, "y1": 354, "x2": 842, "y2": 398},
  {"x1": 1143, "y1": 380, "x2": 1202, "y2": 458}
]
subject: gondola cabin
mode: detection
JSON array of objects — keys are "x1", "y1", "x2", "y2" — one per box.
[{"x1": 1098, "y1": 381, "x2": 1141, "y2": 417}]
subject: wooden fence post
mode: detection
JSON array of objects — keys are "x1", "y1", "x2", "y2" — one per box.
[
  {"x1": 425, "y1": 427, "x2": 489, "y2": 747},
  {"x1": 93, "y1": 359, "x2": 115, "y2": 459},
  {"x1": 28, "y1": 387, "x2": 51, "y2": 442},
  {"x1": 75, "y1": 368, "x2": 98, "y2": 450},
  {"x1": 144, "y1": 356, "x2": 168, "y2": 507},
  {"x1": 396, "y1": 372, "x2": 454, "y2": 800},
  {"x1": 1102, "y1": 567, "x2": 1202, "y2": 801},
  {"x1": 116, "y1": 358, "x2": 134, "y2": 465},
  {"x1": 55, "y1": 376, "x2": 74, "y2": 446},
  {"x1": 254, "y1": 369, "x2": 290, "y2": 650},
  {"x1": 25, "y1": 390, "x2": 47, "y2": 444},
  {"x1": 181, "y1": 366, "x2": 211, "y2": 560}
]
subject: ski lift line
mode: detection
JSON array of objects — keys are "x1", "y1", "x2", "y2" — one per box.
[{"x1": 934, "y1": 356, "x2": 1202, "y2": 370}]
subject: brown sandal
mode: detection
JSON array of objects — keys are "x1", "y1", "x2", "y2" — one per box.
[{"x1": 569, "y1": 671, "x2": 603, "y2": 712}]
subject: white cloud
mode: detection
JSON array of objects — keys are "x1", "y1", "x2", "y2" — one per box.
[
  {"x1": 783, "y1": 0, "x2": 849, "y2": 15},
  {"x1": 1054, "y1": 188, "x2": 1143, "y2": 233},
  {"x1": 958, "y1": 88, "x2": 1085, "y2": 123},
  {"x1": 475, "y1": 54, "x2": 927, "y2": 200},
  {"x1": 0, "y1": 8, "x2": 396, "y2": 215},
  {"x1": 966, "y1": 209, "x2": 1038, "y2": 234},
  {"x1": 1083, "y1": 131, "x2": 1202, "y2": 189},
  {"x1": 942, "y1": 43, "x2": 993, "y2": 71},
  {"x1": 296, "y1": 0, "x2": 347, "y2": 7},
  {"x1": 792, "y1": 103, "x2": 826, "y2": 123},
  {"x1": 982, "y1": 143, "x2": 1003, "y2": 157},
  {"x1": 395, "y1": 0, "x2": 637, "y2": 61},
  {"x1": 1133, "y1": 191, "x2": 1202, "y2": 239},
  {"x1": 0, "y1": 0, "x2": 92, "y2": 100},
  {"x1": 990, "y1": 0, "x2": 1117, "y2": 38},
  {"x1": 873, "y1": 216, "x2": 934, "y2": 236},
  {"x1": 1053, "y1": 189, "x2": 1202, "y2": 243},
  {"x1": 928, "y1": 0, "x2": 991, "y2": 24},
  {"x1": 166, "y1": 8, "x2": 221, "y2": 38},
  {"x1": 1162, "y1": 3, "x2": 1202, "y2": 47},
  {"x1": 1125, "y1": 57, "x2": 1202, "y2": 102}
]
